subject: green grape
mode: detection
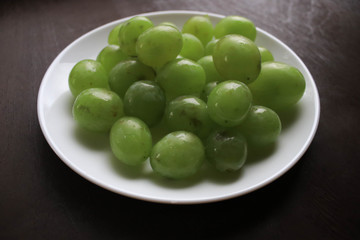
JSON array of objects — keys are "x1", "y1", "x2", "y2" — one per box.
[
  {"x1": 207, "y1": 80, "x2": 252, "y2": 127},
  {"x1": 182, "y1": 15, "x2": 214, "y2": 45},
  {"x1": 108, "y1": 23, "x2": 123, "y2": 45},
  {"x1": 156, "y1": 58, "x2": 206, "y2": 101},
  {"x1": 68, "y1": 59, "x2": 109, "y2": 97},
  {"x1": 109, "y1": 59, "x2": 155, "y2": 98},
  {"x1": 150, "y1": 131, "x2": 205, "y2": 179},
  {"x1": 205, "y1": 128, "x2": 247, "y2": 172},
  {"x1": 119, "y1": 16, "x2": 153, "y2": 56},
  {"x1": 164, "y1": 96, "x2": 214, "y2": 139},
  {"x1": 247, "y1": 61, "x2": 306, "y2": 111},
  {"x1": 110, "y1": 117, "x2": 152, "y2": 166},
  {"x1": 258, "y1": 46, "x2": 274, "y2": 62},
  {"x1": 123, "y1": 81, "x2": 165, "y2": 127},
  {"x1": 96, "y1": 44, "x2": 129, "y2": 73},
  {"x1": 204, "y1": 39, "x2": 219, "y2": 56},
  {"x1": 72, "y1": 88, "x2": 124, "y2": 132},
  {"x1": 136, "y1": 25, "x2": 183, "y2": 68},
  {"x1": 214, "y1": 15, "x2": 257, "y2": 41},
  {"x1": 237, "y1": 105, "x2": 281, "y2": 146},
  {"x1": 179, "y1": 33, "x2": 204, "y2": 61},
  {"x1": 200, "y1": 81, "x2": 218, "y2": 102},
  {"x1": 159, "y1": 22, "x2": 178, "y2": 29},
  {"x1": 213, "y1": 34, "x2": 261, "y2": 84},
  {"x1": 197, "y1": 55, "x2": 224, "y2": 83}
]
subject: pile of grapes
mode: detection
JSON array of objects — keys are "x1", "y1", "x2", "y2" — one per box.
[{"x1": 68, "y1": 15, "x2": 306, "y2": 180}]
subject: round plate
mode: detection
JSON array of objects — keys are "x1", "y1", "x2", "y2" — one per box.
[{"x1": 37, "y1": 10, "x2": 320, "y2": 204}]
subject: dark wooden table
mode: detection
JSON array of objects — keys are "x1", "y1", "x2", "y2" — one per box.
[{"x1": 1, "y1": 0, "x2": 359, "y2": 239}]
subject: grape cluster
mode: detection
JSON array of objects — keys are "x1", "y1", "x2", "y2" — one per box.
[{"x1": 68, "y1": 15, "x2": 306, "y2": 180}]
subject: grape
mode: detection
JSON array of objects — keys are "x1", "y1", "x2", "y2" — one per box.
[
  {"x1": 164, "y1": 96, "x2": 214, "y2": 139},
  {"x1": 207, "y1": 80, "x2": 252, "y2": 127},
  {"x1": 204, "y1": 39, "x2": 219, "y2": 56},
  {"x1": 68, "y1": 59, "x2": 109, "y2": 97},
  {"x1": 119, "y1": 16, "x2": 153, "y2": 56},
  {"x1": 247, "y1": 61, "x2": 306, "y2": 111},
  {"x1": 123, "y1": 81, "x2": 165, "y2": 127},
  {"x1": 205, "y1": 128, "x2": 247, "y2": 172},
  {"x1": 136, "y1": 25, "x2": 183, "y2": 68},
  {"x1": 108, "y1": 23, "x2": 123, "y2": 45},
  {"x1": 156, "y1": 58, "x2": 206, "y2": 101},
  {"x1": 237, "y1": 105, "x2": 281, "y2": 146},
  {"x1": 182, "y1": 15, "x2": 214, "y2": 46},
  {"x1": 109, "y1": 59, "x2": 155, "y2": 98},
  {"x1": 179, "y1": 33, "x2": 204, "y2": 61},
  {"x1": 96, "y1": 45, "x2": 129, "y2": 73},
  {"x1": 258, "y1": 46, "x2": 274, "y2": 62},
  {"x1": 72, "y1": 88, "x2": 124, "y2": 132},
  {"x1": 200, "y1": 81, "x2": 218, "y2": 102},
  {"x1": 110, "y1": 117, "x2": 152, "y2": 166},
  {"x1": 213, "y1": 34, "x2": 261, "y2": 84},
  {"x1": 214, "y1": 15, "x2": 257, "y2": 41},
  {"x1": 150, "y1": 131, "x2": 204, "y2": 179},
  {"x1": 159, "y1": 22, "x2": 178, "y2": 29},
  {"x1": 197, "y1": 55, "x2": 224, "y2": 83}
]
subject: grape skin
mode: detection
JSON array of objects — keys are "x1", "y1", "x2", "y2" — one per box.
[
  {"x1": 164, "y1": 96, "x2": 214, "y2": 139},
  {"x1": 68, "y1": 59, "x2": 109, "y2": 97},
  {"x1": 136, "y1": 25, "x2": 183, "y2": 68},
  {"x1": 182, "y1": 15, "x2": 214, "y2": 45},
  {"x1": 150, "y1": 131, "x2": 205, "y2": 179},
  {"x1": 207, "y1": 80, "x2": 253, "y2": 127},
  {"x1": 119, "y1": 16, "x2": 154, "y2": 56},
  {"x1": 156, "y1": 58, "x2": 206, "y2": 102},
  {"x1": 248, "y1": 61, "x2": 306, "y2": 112},
  {"x1": 110, "y1": 117, "x2": 152, "y2": 166},
  {"x1": 108, "y1": 59, "x2": 155, "y2": 98},
  {"x1": 205, "y1": 129, "x2": 247, "y2": 172},
  {"x1": 72, "y1": 88, "x2": 124, "y2": 132},
  {"x1": 213, "y1": 34, "x2": 261, "y2": 84},
  {"x1": 123, "y1": 81, "x2": 165, "y2": 127}
]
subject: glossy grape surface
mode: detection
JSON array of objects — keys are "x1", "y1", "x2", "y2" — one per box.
[
  {"x1": 150, "y1": 131, "x2": 204, "y2": 179},
  {"x1": 200, "y1": 81, "x2": 218, "y2": 102},
  {"x1": 207, "y1": 80, "x2": 252, "y2": 127},
  {"x1": 68, "y1": 59, "x2": 109, "y2": 97},
  {"x1": 123, "y1": 81, "x2": 165, "y2": 127},
  {"x1": 213, "y1": 34, "x2": 261, "y2": 84},
  {"x1": 214, "y1": 15, "x2": 257, "y2": 41},
  {"x1": 119, "y1": 16, "x2": 153, "y2": 56},
  {"x1": 136, "y1": 25, "x2": 183, "y2": 68},
  {"x1": 108, "y1": 23, "x2": 123, "y2": 45},
  {"x1": 156, "y1": 58, "x2": 206, "y2": 101},
  {"x1": 248, "y1": 61, "x2": 306, "y2": 111},
  {"x1": 237, "y1": 105, "x2": 281, "y2": 146},
  {"x1": 204, "y1": 39, "x2": 219, "y2": 56},
  {"x1": 109, "y1": 59, "x2": 155, "y2": 98},
  {"x1": 258, "y1": 46, "x2": 274, "y2": 62},
  {"x1": 110, "y1": 117, "x2": 152, "y2": 166},
  {"x1": 182, "y1": 15, "x2": 214, "y2": 45},
  {"x1": 96, "y1": 45, "x2": 129, "y2": 73},
  {"x1": 72, "y1": 88, "x2": 124, "y2": 132},
  {"x1": 205, "y1": 129, "x2": 247, "y2": 172},
  {"x1": 159, "y1": 22, "x2": 178, "y2": 29},
  {"x1": 164, "y1": 96, "x2": 214, "y2": 139},
  {"x1": 179, "y1": 33, "x2": 204, "y2": 61},
  {"x1": 197, "y1": 55, "x2": 224, "y2": 83}
]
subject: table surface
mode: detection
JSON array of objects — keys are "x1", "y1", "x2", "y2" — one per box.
[{"x1": 1, "y1": 0, "x2": 359, "y2": 239}]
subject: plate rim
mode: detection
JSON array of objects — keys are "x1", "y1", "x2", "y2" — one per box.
[{"x1": 37, "y1": 10, "x2": 320, "y2": 204}]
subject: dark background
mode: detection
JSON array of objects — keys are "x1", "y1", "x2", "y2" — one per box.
[{"x1": 1, "y1": 0, "x2": 360, "y2": 239}]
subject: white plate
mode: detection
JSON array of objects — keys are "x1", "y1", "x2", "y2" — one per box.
[{"x1": 37, "y1": 10, "x2": 320, "y2": 204}]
